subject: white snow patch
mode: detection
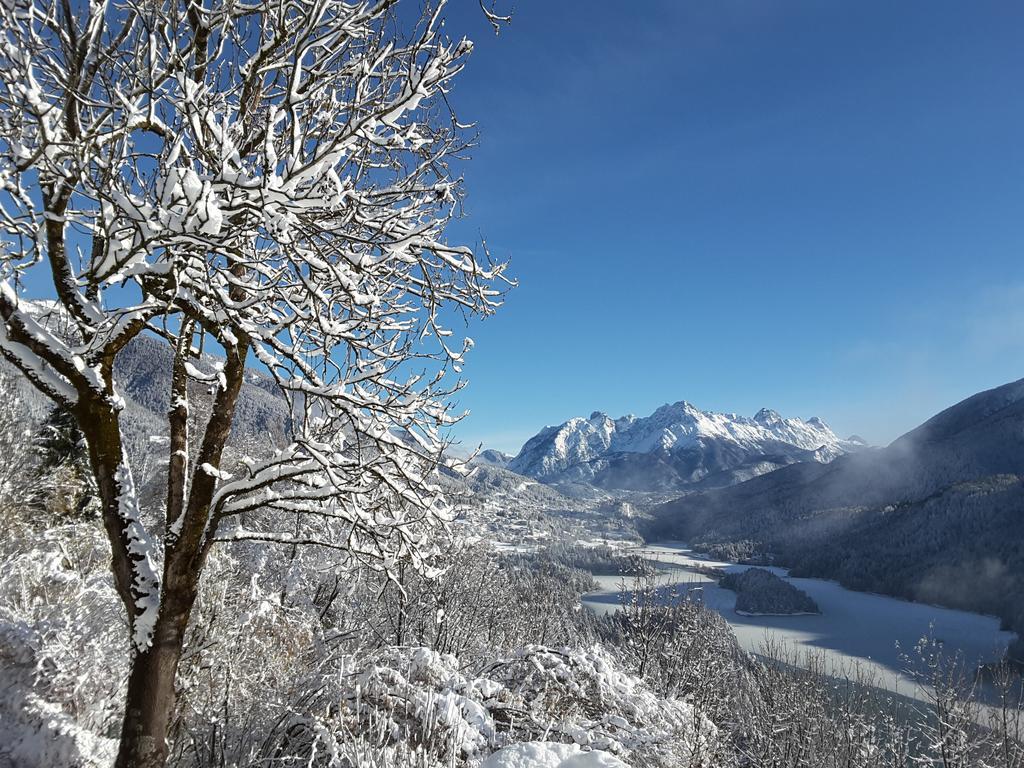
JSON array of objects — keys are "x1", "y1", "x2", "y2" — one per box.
[
  {"x1": 482, "y1": 742, "x2": 630, "y2": 768},
  {"x1": 115, "y1": 462, "x2": 161, "y2": 651}
]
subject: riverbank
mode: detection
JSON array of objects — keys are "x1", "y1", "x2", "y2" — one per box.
[{"x1": 582, "y1": 542, "x2": 1016, "y2": 704}]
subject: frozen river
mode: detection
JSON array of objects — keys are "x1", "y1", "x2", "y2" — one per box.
[{"x1": 583, "y1": 542, "x2": 1017, "y2": 700}]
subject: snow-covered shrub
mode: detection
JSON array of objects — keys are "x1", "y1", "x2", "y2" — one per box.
[
  {"x1": 0, "y1": 523, "x2": 124, "y2": 767},
  {"x1": 161, "y1": 539, "x2": 618, "y2": 766},
  {"x1": 261, "y1": 643, "x2": 720, "y2": 768},
  {"x1": 167, "y1": 542, "x2": 344, "y2": 766},
  {"x1": 597, "y1": 574, "x2": 755, "y2": 732},
  {"x1": 341, "y1": 543, "x2": 598, "y2": 662},
  {"x1": 737, "y1": 637, "x2": 924, "y2": 768},
  {"x1": 481, "y1": 741, "x2": 628, "y2": 768},
  {"x1": 484, "y1": 644, "x2": 721, "y2": 768},
  {"x1": 162, "y1": 552, "x2": 726, "y2": 768},
  {"x1": 0, "y1": 368, "x2": 34, "y2": 526},
  {"x1": 325, "y1": 646, "x2": 502, "y2": 765}
]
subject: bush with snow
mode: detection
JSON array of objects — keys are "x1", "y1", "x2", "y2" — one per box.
[
  {"x1": 0, "y1": 437, "x2": 1021, "y2": 768},
  {"x1": 0, "y1": 524, "x2": 123, "y2": 767},
  {"x1": 483, "y1": 644, "x2": 719, "y2": 766},
  {"x1": 481, "y1": 742, "x2": 628, "y2": 768}
]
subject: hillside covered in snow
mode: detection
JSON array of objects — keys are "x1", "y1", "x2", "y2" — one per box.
[{"x1": 643, "y1": 377, "x2": 1024, "y2": 656}]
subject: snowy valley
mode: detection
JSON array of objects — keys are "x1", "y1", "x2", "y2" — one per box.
[
  {"x1": 0, "y1": 0, "x2": 1021, "y2": 766},
  {"x1": 7, "y1": 341, "x2": 1024, "y2": 766}
]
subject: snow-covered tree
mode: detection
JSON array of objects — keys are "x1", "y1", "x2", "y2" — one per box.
[
  {"x1": 0, "y1": 368, "x2": 33, "y2": 521},
  {"x1": 0, "y1": 0, "x2": 508, "y2": 763},
  {"x1": 32, "y1": 405, "x2": 100, "y2": 520}
]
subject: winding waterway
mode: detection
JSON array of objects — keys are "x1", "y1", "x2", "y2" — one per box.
[{"x1": 582, "y1": 542, "x2": 1017, "y2": 701}]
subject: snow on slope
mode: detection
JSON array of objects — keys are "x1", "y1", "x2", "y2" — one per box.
[
  {"x1": 509, "y1": 401, "x2": 864, "y2": 491},
  {"x1": 481, "y1": 742, "x2": 629, "y2": 767},
  {"x1": 468, "y1": 449, "x2": 513, "y2": 469}
]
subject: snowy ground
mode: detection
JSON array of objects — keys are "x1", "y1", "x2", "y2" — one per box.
[
  {"x1": 583, "y1": 542, "x2": 1016, "y2": 703},
  {"x1": 481, "y1": 742, "x2": 628, "y2": 768}
]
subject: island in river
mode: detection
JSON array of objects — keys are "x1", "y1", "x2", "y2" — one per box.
[
  {"x1": 719, "y1": 567, "x2": 820, "y2": 616},
  {"x1": 583, "y1": 542, "x2": 1016, "y2": 703}
]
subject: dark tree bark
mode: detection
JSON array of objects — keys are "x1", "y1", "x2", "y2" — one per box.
[
  {"x1": 113, "y1": 338, "x2": 248, "y2": 768},
  {"x1": 0, "y1": 2, "x2": 500, "y2": 764},
  {"x1": 115, "y1": 593, "x2": 194, "y2": 768}
]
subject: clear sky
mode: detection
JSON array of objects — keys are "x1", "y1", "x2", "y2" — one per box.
[{"x1": 438, "y1": 1, "x2": 1024, "y2": 454}]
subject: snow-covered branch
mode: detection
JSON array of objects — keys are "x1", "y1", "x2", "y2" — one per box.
[{"x1": 1, "y1": 0, "x2": 509, "y2": 759}]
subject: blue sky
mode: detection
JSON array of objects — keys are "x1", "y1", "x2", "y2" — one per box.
[{"x1": 439, "y1": 1, "x2": 1024, "y2": 454}]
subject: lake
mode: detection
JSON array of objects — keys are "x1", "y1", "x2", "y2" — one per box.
[{"x1": 582, "y1": 542, "x2": 1017, "y2": 701}]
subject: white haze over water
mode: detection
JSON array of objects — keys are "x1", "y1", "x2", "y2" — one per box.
[{"x1": 583, "y1": 543, "x2": 1015, "y2": 704}]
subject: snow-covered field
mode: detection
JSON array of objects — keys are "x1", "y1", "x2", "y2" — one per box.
[
  {"x1": 583, "y1": 542, "x2": 1016, "y2": 701},
  {"x1": 482, "y1": 742, "x2": 628, "y2": 767}
]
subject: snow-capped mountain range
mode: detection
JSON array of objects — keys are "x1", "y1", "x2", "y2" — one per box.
[{"x1": 508, "y1": 401, "x2": 866, "y2": 491}]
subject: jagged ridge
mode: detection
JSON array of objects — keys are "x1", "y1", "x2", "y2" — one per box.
[{"x1": 508, "y1": 401, "x2": 864, "y2": 491}]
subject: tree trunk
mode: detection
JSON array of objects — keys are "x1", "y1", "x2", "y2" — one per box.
[
  {"x1": 115, "y1": 583, "x2": 197, "y2": 768},
  {"x1": 116, "y1": 337, "x2": 248, "y2": 767}
]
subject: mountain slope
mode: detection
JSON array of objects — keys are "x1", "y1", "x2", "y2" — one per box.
[
  {"x1": 113, "y1": 333, "x2": 291, "y2": 444},
  {"x1": 5, "y1": 330, "x2": 292, "y2": 458},
  {"x1": 509, "y1": 401, "x2": 864, "y2": 491},
  {"x1": 469, "y1": 449, "x2": 513, "y2": 469},
  {"x1": 643, "y1": 377, "x2": 1024, "y2": 652}
]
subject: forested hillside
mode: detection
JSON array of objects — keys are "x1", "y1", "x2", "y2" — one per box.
[
  {"x1": 643, "y1": 379, "x2": 1024, "y2": 657},
  {"x1": 1, "y1": 0, "x2": 1022, "y2": 762},
  {"x1": 5, "y1": 367, "x2": 1024, "y2": 766}
]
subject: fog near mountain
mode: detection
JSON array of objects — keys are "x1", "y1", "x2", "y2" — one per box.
[
  {"x1": 5, "y1": 329, "x2": 1024, "y2": 765},
  {"x1": 508, "y1": 401, "x2": 866, "y2": 492},
  {"x1": 643, "y1": 377, "x2": 1024, "y2": 656}
]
